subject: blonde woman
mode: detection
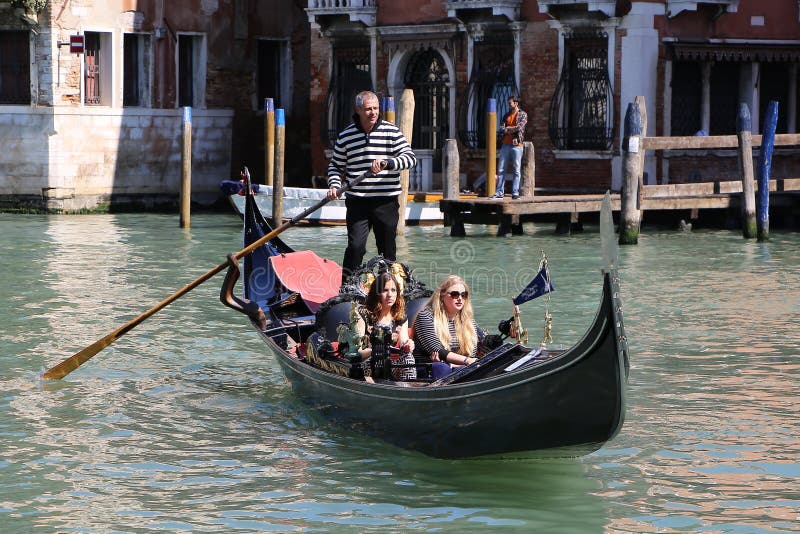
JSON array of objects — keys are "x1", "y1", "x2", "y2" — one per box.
[{"x1": 412, "y1": 275, "x2": 485, "y2": 378}]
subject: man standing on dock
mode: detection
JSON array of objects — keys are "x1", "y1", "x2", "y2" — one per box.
[
  {"x1": 492, "y1": 95, "x2": 527, "y2": 200},
  {"x1": 327, "y1": 90, "x2": 417, "y2": 282}
]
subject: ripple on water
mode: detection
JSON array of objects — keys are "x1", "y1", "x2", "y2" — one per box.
[{"x1": 2, "y1": 216, "x2": 799, "y2": 532}]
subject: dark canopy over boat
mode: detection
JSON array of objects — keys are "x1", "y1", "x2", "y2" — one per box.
[{"x1": 220, "y1": 186, "x2": 630, "y2": 459}]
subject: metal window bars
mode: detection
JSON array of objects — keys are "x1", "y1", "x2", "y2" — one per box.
[
  {"x1": 322, "y1": 44, "x2": 372, "y2": 148},
  {"x1": 548, "y1": 31, "x2": 614, "y2": 150},
  {"x1": 457, "y1": 34, "x2": 516, "y2": 150},
  {"x1": 403, "y1": 48, "x2": 450, "y2": 171}
]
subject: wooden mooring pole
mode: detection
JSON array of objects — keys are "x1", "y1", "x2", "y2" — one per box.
[
  {"x1": 265, "y1": 98, "x2": 275, "y2": 186},
  {"x1": 486, "y1": 98, "x2": 497, "y2": 198},
  {"x1": 180, "y1": 106, "x2": 192, "y2": 229},
  {"x1": 443, "y1": 139, "x2": 460, "y2": 200},
  {"x1": 620, "y1": 101, "x2": 643, "y2": 245},
  {"x1": 272, "y1": 108, "x2": 285, "y2": 226},
  {"x1": 757, "y1": 100, "x2": 779, "y2": 241},
  {"x1": 397, "y1": 89, "x2": 414, "y2": 236},
  {"x1": 520, "y1": 141, "x2": 535, "y2": 198},
  {"x1": 636, "y1": 95, "x2": 648, "y2": 201},
  {"x1": 736, "y1": 104, "x2": 757, "y2": 238},
  {"x1": 443, "y1": 139, "x2": 465, "y2": 237}
]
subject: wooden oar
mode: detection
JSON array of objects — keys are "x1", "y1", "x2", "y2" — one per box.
[{"x1": 42, "y1": 170, "x2": 375, "y2": 380}]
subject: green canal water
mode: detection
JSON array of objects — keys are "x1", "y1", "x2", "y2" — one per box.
[{"x1": 1, "y1": 213, "x2": 799, "y2": 532}]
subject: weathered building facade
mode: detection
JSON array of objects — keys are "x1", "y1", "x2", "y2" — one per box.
[
  {"x1": 2, "y1": 0, "x2": 798, "y2": 212},
  {"x1": 0, "y1": 0, "x2": 310, "y2": 212},
  {"x1": 306, "y1": 0, "x2": 800, "y2": 192}
]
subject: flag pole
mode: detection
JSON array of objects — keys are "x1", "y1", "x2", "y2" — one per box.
[
  {"x1": 539, "y1": 252, "x2": 553, "y2": 348},
  {"x1": 512, "y1": 302, "x2": 527, "y2": 345}
]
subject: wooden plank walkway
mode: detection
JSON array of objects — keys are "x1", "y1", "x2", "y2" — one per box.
[{"x1": 439, "y1": 178, "x2": 800, "y2": 236}]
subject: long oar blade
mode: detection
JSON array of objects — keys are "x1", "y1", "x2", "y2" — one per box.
[
  {"x1": 42, "y1": 171, "x2": 372, "y2": 380},
  {"x1": 41, "y1": 263, "x2": 227, "y2": 380}
]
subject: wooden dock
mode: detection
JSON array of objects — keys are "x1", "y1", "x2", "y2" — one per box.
[{"x1": 439, "y1": 178, "x2": 800, "y2": 236}]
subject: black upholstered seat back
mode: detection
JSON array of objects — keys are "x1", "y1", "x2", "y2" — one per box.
[
  {"x1": 314, "y1": 294, "x2": 364, "y2": 340},
  {"x1": 405, "y1": 296, "x2": 431, "y2": 327}
]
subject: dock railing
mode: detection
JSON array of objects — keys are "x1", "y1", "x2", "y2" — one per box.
[{"x1": 621, "y1": 96, "x2": 800, "y2": 244}]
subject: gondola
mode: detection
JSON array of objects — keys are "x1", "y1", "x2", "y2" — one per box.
[{"x1": 219, "y1": 180, "x2": 630, "y2": 460}]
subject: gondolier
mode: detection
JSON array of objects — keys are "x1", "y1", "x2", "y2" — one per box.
[{"x1": 327, "y1": 90, "x2": 417, "y2": 281}]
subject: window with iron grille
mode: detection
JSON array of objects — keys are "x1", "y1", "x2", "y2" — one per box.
[
  {"x1": 0, "y1": 31, "x2": 30, "y2": 105},
  {"x1": 123, "y1": 34, "x2": 150, "y2": 107},
  {"x1": 670, "y1": 61, "x2": 702, "y2": 136},
  {"x1": 404, "y1": 48, "x2": 449, "y2": 171},
  {"x1": 178, "y1": 35, "x2": 194, "y2": 107},
  {"x1": 84, "y1": 32, "x2": 102, "y2": 105},
  {"x1": 709, "y1": 62, "x2": 738, "y2": 134},
  {"x1": 323, "y1": 44, "x2": 371, "y2": 148},
  {"x1": 258, "y1": 40, "x2": 283, "y2": 109},
  {"x1": 178, "y1": 34, "x2": 206, "y2": 108},
  {"x1": 457, "y1": 34, "x2": 515, "y2": 149},
  {"x1": 548, "y1": 32, "x2": 614, "y2": 150},
  {"x1": 759, "y1": 62, "x2": 789, "y2": 134},
  {"x1": 83, "y1": 32, "x2": 112, "y2": 106}
]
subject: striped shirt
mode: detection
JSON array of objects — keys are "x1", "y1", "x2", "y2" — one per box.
[
  {"x1": 411, "y1": 307, "x2": 483, "y2": 358},
  {"x1": 327, "y1": 118, "x2": 417, "y2": 197}
]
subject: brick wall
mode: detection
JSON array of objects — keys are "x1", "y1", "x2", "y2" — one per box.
[
  {"x1": 459, "y1": 20, "x2": 615, "y2": 191},
  {"x1": 667, "y1": 151, "x2": 800, "y2": 184}
]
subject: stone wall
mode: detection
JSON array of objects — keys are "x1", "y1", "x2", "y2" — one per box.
[{"x1": 0, "y1": 106, "x2": 233, "y2": 211}]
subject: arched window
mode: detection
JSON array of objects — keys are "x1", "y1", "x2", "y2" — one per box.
[{"x1": 404, "y1": 48, "x2": 449, "y2": 170}]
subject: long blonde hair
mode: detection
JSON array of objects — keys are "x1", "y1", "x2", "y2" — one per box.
[{"x1": 428, "y1": 275, "x2": 477, "y2": 356}]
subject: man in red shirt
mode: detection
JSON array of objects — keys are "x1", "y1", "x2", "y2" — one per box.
[{"x1": 492, "y1": 95, "x2": 528, "y2": 199}]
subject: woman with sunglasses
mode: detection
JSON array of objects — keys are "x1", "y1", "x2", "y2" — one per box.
[{"x1": 412, "y1": 275, "x2": 484, "y2": 378}]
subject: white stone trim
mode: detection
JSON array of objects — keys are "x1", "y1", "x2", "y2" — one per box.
[
  {"x1": 538, "y1": 0, "x2": 616, "y2": 18},
  {"x1": 666, "y1": 0, "x2": 738, "y2": 18},
  {"x1": 447, "y1": 0, "x2": 522, "y2": 21},
  {"x1": 552, "y1": 150, "x2": 613, "y2": 160}
]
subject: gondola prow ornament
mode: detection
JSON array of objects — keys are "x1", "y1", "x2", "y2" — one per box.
[
  {"x1": 511, "y1": 252, "x2": 555, "y2": 347},
  {"x1": 336, "y1": 302, "x2": 368, "y2": 379}
]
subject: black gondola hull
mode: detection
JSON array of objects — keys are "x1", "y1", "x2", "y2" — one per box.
[
  {"x1": 254, "y1": 272, "x2": 627, "y2": 459},
  {"x1": 231, "y1": 179, "x2": 628, "y2": 459}
]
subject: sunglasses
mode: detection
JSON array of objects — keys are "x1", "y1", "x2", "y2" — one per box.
[{"x1": 447, "y1": 291, "x2": 469, "y2": 299}]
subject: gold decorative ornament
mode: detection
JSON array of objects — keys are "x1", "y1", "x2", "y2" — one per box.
[{"x1": 390, "y1": 262, "x2": 406, "y2": 293}]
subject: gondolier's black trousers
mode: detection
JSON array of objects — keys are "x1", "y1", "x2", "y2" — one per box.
[{"x1": 342, "y1": 194, "x2": 400, "y2": 282}]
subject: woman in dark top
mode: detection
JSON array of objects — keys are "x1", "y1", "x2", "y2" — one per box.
[
  {"x1": 412, "y1": 275, "x2": 484, "y2": 375},
  {"x1": 355, "y1": 272, "x2": 415, "y2": 380}
]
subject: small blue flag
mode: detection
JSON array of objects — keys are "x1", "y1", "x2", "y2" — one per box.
[{"x1": 513, "y1": 266, "x2": 554, "y2": 305}]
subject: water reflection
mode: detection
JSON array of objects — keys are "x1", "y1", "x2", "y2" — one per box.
[
  {"x1": 595, "y1": 230, "x2": 800, "y2": 533},
  {"x1": 2, "y1": 216, "x2": 799, "y2": 532}
]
